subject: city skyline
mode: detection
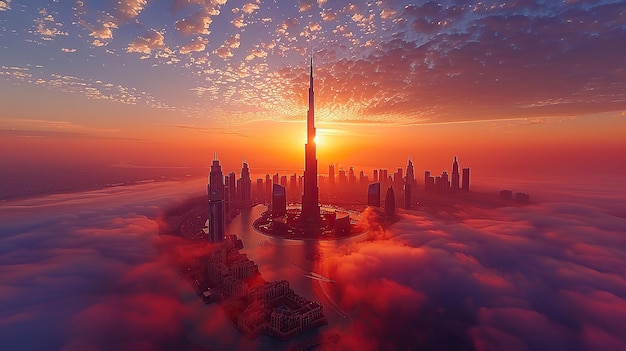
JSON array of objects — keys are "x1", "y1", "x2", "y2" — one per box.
[
  {"x1": 1, "y1": 0, "x2": 625, "y2": 180},
  {"x1": 2, "y1": 1, "x2": 626, "y2": 351}
]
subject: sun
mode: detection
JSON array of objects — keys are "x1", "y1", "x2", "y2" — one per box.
[{"x1": 314, "y1": 135, "x2": 321, "y2": 145}]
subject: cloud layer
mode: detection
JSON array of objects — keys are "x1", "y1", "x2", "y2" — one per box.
[
  {"x1": 1, "y1": 0, "x2": 624, "y2": 125},
  {"x1": 319, "y1": 195, "x2": 626, "y2": 350}
]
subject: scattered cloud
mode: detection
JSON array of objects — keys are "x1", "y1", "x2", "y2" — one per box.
[
  {"x1": 174, "y1": 11, "x2": 213, "y2": 35},
  {"x1": 242, "y1": 3, "x2": 259, "y2": 14},
  {"x1": 214, "y1": 33, "x2": 241, "y2": 59},
  {"x1": 0, "y1": 0, "x2": 10, "y2": 11},
  {"x1": 179, "y1": 36, "x2": 208, "y2": 54},
  {"x1": 127, "y1": 29, "x2": 166, "y2": 54}
]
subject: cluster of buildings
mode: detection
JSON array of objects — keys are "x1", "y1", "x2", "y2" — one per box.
[
  {"x1": 500, "y1": 189, "x2": 530, "y2": 203},
  {"x1": 424, "y1": 156, "x2": 470, "y2": 193},
  {"x1": 207, "y1": 156, "x2": 253, "y2": 243},
  {"x1": 235, "y1": 280, "x2": 327, "y2": 340},
  {"x1": 200, "y1": 235, "x2": 327, "y2": 340}
]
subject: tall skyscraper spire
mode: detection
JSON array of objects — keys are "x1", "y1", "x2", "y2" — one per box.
[
  {"x1": 301, "y1": 55, "x2": 320, "y2": 228},
  {"x1": 208, "y1": 156, "x2": 226, "y2": 243}
]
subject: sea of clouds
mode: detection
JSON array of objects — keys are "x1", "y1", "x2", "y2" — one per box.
[{"x1": 1, "y1": 178, "x2": 625, "y2": 351}]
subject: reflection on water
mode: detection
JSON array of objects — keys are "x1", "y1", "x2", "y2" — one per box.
[{"x1": 193, "y1": 204, "x2": 368, "y2": 350}]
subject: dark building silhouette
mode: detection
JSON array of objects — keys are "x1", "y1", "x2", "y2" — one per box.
[
  {"x1": 440, "y1": 171, "x2": 450, "y2": 192},
  {"x1": 451, "y1": 156, "x2": 460, "y2": 192},
  {"x1": 424, "y1": 170, "x2": 435, "y2": 191},
  {"x1": 516, "y1": 192, "x2": 530, "y2": 203},
  {"x1": 500, "y1": 189, "x2": 513, "y2": 200},
  {"x1": 290, "y1": 173, "x2": 298, "y2": 192},
  {"x1": 301, "y1": 57, "x2": 320, "y2": 225},
  {"x1": 256, "y1": 178, "x2": 263, "y2": 193},
  {"x1": 272, "y1": 184, "x2": 287, "y2": 216},
  {"x1": 373, "y1": 169, "x2": 378, "y2": 183},
  {"x1": 403, "y1": 181, "x2": 412, "y2": 210},
  {"x1": 462, "y1": 167, "x2": 470, "y2": 191},
  {"x1": 228, "y1": 171, "x2": 237, "y2": 203},
  {"x1": 265, "y1": 174, "x2": 272, "y2": 195},
  {"x1": 338, "y1": 169, "x2": 347, "y2": 185},
  {"x1": 224, "y1": 174, "x2": 231, "y2": 221},
  {"x1": 384, "y1": 186, "x2": 395, "y2": 219},
  {"x1": 329, "y1": 164, "x2": 335, "y2": 185},
  {"x1": 208, "y1": 155, "x2": 226, "y2": 243},
  {"x1": 280, "y1": 175, "x2": 287, "y2": 187},
  {"x1": 379, "y1": 169, "x2": 388, "y2": 185},
  {"x1": 406, "y1": 159, "x2": 415, "y2": 186},
  {"x1": 368, "y1": 182, "x2": 381, "y2": 207},
  {"x1": 237, "y1": 161, "x2": 251, "y2": 201},
  {"x1": 348, "y1": 167, "x2": 356, "y2": 185}
]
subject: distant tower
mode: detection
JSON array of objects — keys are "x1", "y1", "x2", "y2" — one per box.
[
  {"x1": 208, "y1": 155, "x2": 226, "y2": 243},
  {"x1": 451, "y1": 156, "x2": 460, "y2": 192},
  {"x1": 272, "y1": 184, "x2": 287, "y2": 216},
  {"x1": 373, "y1": 169, "x2": 379, "y2": 183},
  {"x1": 405, "y1": 158, "x2": 415, "y2": 186},
  {"x1": 441, "y1": 171, "x2": 450, "y2": 192},
  {"x1": 462, "y1": 167, "x2": 470, "y2": 191},
  {"x1": 301, "y1": 56, "x2": 320, "y2": 225},
  {"x1": 384, "y1": 186, "x2": 396, "y2": 219},
  {"x1": 265, "y1": 174, "x2": 272, "y2": 195},
  {"x1": 348, "y1": 167, "x2": 356, "y2": 185},
  {"x1": 224, "y1": 174, "x2": 231, "y2": 221},
  {"x1": 368, "y1": 182, "x2": 381, "y2": 207},
  {"x1": 403, "y1": 181, "x2": 412, "y2": 210},
  {"x1": 237, "y1": 160, "x2": 252, "y2": 201},
  {"x1": 227, "y1": 171, "x2": 236, "y2": 203},
  {"x1": 329, "y1": 164, "x2": 335, "y2": 186}
]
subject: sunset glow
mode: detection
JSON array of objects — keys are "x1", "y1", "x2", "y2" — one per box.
[
  {"x1": 0, "y1": 0, "x2": 624, "y2": 177},
  {"x1": 1, "y1": 1, "x2": 626, "y2": 351}
]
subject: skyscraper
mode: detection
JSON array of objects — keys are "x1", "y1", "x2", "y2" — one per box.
[
  {"x1": 208, "y1": 155, "x2": 226, "y2": 243},
  {"x1": 228, "y1": 171, "x2": 236, "y2": 204},
  {"x1": 224, "y1": 174, "x2": 231, "y2": 221},
  {"x1": 368, "y1": 182, "x2": 381, "y2": 207},
  {"x1": 329, "y1": 164, "x2": 335, "y2": 185},
  {"x1": 405, "y1": 158, "x2": 415, "y2": 186},
  {"x1": 451, "y1": 156, "x2": 460, "y2": 192},
  {"x1": 384, "y1": 186, "x2": 396, "y2": 219},
  {"x1": 462, "y1": 167, "x2": 470, "y2": 191},
  {"x1": 272, "y1": 184, "x2": 287, "y2": 216},
  {"x1": 403, "y1": 181, "x2": 412, "y2": 210},
  {"x1": 237, "y1": 161, "x2": 251, "y2": 201},
  {"x1": 301, "y1": 57, "x2": 320, "y2": 224}
]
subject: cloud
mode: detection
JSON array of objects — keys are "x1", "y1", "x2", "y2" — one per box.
[
  {"x1": 317, "y1": 193, "x2": 626, "y2": 350},
  {"x1": 115, "y1": 0, "x2": 149, "y2": 20},
  {"x1": 245, "y1": 47, "x2": 267, "y2": 61},
  {"x1": 0, "y1": 181, "x2": 208, "y2": 350},
  {"x1": 242, "y1": 2, "x2": 259, "y2": 14},
  {"x1": 127, "y1": 29, "x2": 166, "y2": 54},
  {"x1": 380, "y1": 8, "x2": 396, "y2": 19},
  {"x1": 174, "y1": 10, "x2": 213, "y2": 35},
  {"x1": 88, "y1": 20, "x2": 118, "y2": 40},
  {"x1": 179, "y1": 36, "x2": 208, "y2": 54},
  {"x1": 298, "y1": 0, "x2": 314, "y2": 12},
  {"x1": 232, "y1": 13, "x2": 246, "y2": 28},
  {"x1": 0, "y1": 0, "x2": 10, "y2": 11},
  {"x1": 214, "y1": 33, "x2": 240, "y2": 59}
]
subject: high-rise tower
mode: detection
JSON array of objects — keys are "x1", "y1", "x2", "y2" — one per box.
[
  {"x1": 301, "y1": 57, "x2": 320, "y2": 225},
  {"x1": 237, "y1": 160, "x2": 252, "y2": 201},
  {"x1": 451, "y1": 156, "x2": 460, "y2": 192},
  {"x1": 208, "y1": 155, "x2": 226, "y2": 243}
]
